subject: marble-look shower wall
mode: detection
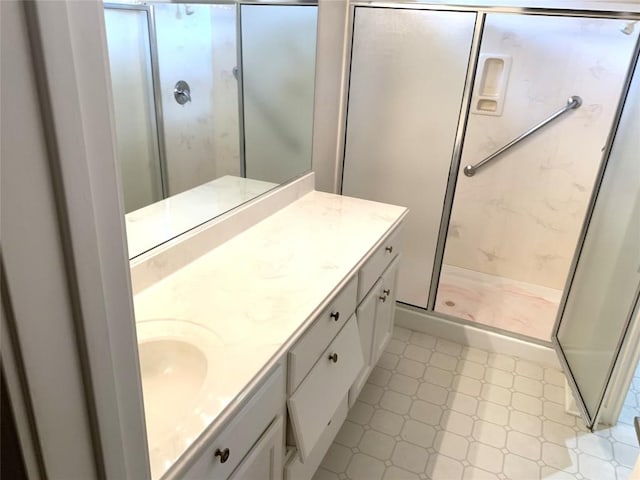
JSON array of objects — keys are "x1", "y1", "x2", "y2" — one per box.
[
  {"x1": 155, "y1": 4, "x2": 240, "y2": 197},
  {"x1": 443, "y1": 14, "x2": 638, "y2": 290}
]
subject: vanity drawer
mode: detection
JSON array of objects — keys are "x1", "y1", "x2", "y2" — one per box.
[
  {"x1": 288, "y1": 276, "x2": 358, "y2": 393},
  {"x1": 181, "y1": 365, "x2": 285, "y2": 480},
  {"x1": 357, "y1": 226, "x2": 401, "y2": 303},
  {"x1": 284, "y1": 395, "x2": 348, "y2": 480},
  {"x1": 287, "y1": 316, "x2": 364, "y2": 461}
]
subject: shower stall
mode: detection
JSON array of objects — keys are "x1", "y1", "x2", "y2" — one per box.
[
  {"x1": 342, "y1": 5, "x2": 639, "y2": 343},
  {"x1": 341, "y1": 2, "x2": 640, "y2": 429}
]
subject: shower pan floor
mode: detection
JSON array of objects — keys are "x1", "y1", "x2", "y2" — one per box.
[{"x1": 435, "y1": 264, "x2": 563, "y2": 342}]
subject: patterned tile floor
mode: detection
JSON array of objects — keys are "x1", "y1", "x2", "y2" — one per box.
[{"x1": 314, "y1": 327, "x2": 640, "y2": 480}]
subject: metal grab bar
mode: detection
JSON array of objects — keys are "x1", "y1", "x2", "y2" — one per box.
[{"x1": 463, "y1": 95, "x2": 582, "y2": 177}]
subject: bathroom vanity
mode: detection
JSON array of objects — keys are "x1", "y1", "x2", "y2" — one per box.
[{"x1": 131, "y1": 182, "x2": 407, "y2": 479}]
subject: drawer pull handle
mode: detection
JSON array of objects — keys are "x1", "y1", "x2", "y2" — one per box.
[
  {"x1": 215, "y1": 448, "x2": 230, "y2": 463},
  {"x1": 328, "y1": 352, "x2": 339, "y2": 363},
  {"x1": 385, "y1": 246, "x2": 393, "y2": 253},
  {"x1": 380, "y1": 289, "x2": 391, "y2": 302},
  {"x1": 330, "y1": 311, "x2": 340, "y2": 322}
]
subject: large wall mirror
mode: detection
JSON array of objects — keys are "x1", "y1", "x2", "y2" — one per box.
[{"x1": 103, "y1": 1, "x2": 318, "y2": 258}]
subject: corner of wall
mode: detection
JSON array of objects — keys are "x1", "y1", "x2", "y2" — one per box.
[{"x1": 311, "y1": 0, "x2": 350, "y2": 194}]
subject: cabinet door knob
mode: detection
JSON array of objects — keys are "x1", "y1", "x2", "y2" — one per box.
[
  {"x1": 330, "y1": 311, "x2": 340, "y2": 322},
  {"x1": 383, "y1": 289, "x2": 391, "y2": 295},
  {"x1": 385, "y1": 245, "x2": 393, "y2": 253},
  {"x1": 328, "y1": 352, "x2": 339, "y2": 363},
  {"x1": 215, "y1": 447, "x2": 230, "y2": 463},
  {"x1": 379, "y1": 293, "x2": 388, "y2": 302}
]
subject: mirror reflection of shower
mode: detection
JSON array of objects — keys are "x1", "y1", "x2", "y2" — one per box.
[
  {"x1": 103, "y1": 2, "x2": 317, "y2": 259},
  {"x1": 104, "y1": 3, "x2": 244, "y2": 211},
  {"x1": 103, "y1": 2, "x2": 317, "y2": 213}
]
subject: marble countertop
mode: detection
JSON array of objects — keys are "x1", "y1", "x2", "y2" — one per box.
[
  {"x1": 126, "y1": 175, "x2": 278, "y2": 258},
  {"x1": 133, "y1": 190, "x2": 407, "y2": 479}
]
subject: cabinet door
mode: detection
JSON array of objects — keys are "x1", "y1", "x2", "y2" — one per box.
[
  {"x1": 373, "y1": 257, "x2": 400, "y2": 365},
  {"x1": 182, "y1": 366, "x2": 284, "y2": 480},
  {"x1": 349, "y1": 278, "x2": 382, "y2": 406},
  {"x1": 357, "y1": 278, "x2": 381, "y2": 368},
  {"x1": 229, "y1": 416, "x2": 284, "y2": 480}
]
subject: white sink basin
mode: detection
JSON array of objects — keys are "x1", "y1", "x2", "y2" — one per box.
[
  {"x1": 139, "y1": 338, "x2": 208, "y2": 439},
  {"x1": 136, "y1": 319, "x2": 223, "y2": 442}
]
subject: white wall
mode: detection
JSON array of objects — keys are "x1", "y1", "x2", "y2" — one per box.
[
  {"x1": 154, "y1": 4, "x2": 240, "y2": 196},
  {"x1": 443, "y1": 14, "x2": 639, "y2": 289},
  {"x1": 2, "y1": 1, "x2": 150, "y2": 477},
  {"x1": 1, "y1": 3, "x2": 98, "y2": 476},
  {"x1": 311, "y1": 0, "x2": 350, "y2": 194}
]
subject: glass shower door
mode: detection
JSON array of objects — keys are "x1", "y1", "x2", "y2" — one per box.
[
  {"x1": 241, "y1": 4, "x2": 317, "y2": 184},
  {"x1": 553, "y1": 54, "x2": 640, "y2": 428},
  {"x1": 435, "y1": 13, "x2": 640, "y2": 342},
  {"x1": 342, "y1": 7, "x2": 477, "y2": 308},
  {"x1": 104, "y1": 7, "x2": 164, "y2": 213}
]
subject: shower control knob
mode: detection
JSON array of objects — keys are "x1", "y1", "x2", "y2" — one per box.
[
  {"x1": 215, "y1": 448, "x2": 230, "y2": 463},
  {"x1": 174, "y1": 80, "x2": 192, "y2": 105},
  {"x1": 330, "y1": 311, "x2": 340, "y2": 322}
]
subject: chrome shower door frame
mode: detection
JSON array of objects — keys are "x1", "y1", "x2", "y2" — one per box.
[{"x1": 103, "y1": 2, "x2": 169, "y2": 199}]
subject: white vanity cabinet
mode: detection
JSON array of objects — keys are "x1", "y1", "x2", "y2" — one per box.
[
  {"x1": 172, "y1": 226, "x2": 402, "y2": 480},
  {"x1": 228, "y1": 416, "x2": 284, "y2": 480},
  {"x1": 350, "y1": 228, "x2": 402, "y2": 407},
  {"x1": 180, "y1": 365, "x2": 285, "y2": 480},
  {"x1": 372, "y1": 256, "x2": 400, "y2": 366},
  {"x1": 285, "y1": 226, "x2": 403, "y2": 480},
  {"x1": 285, "y1": 277, "x2": 365, "y2": 479},
  {"x1": 135, "y1": 190, "x2": 408, "y2": 480}
]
